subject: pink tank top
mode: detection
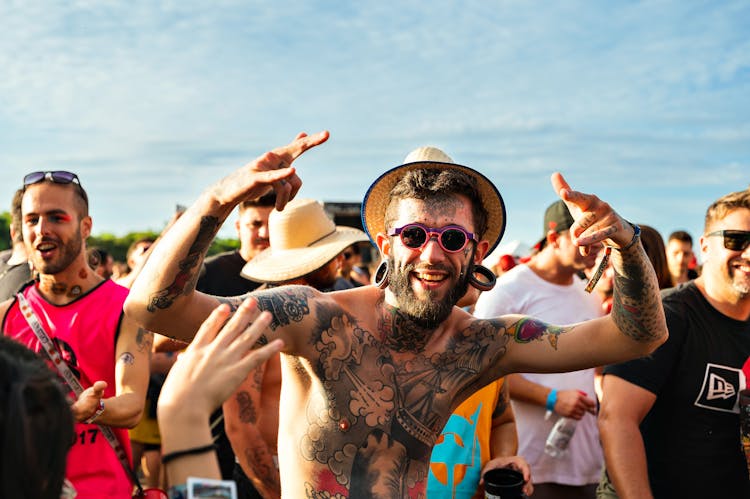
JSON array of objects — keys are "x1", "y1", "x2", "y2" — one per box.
[{"x1": 3, "y1": 280, "x2": 133, "y2": 499}]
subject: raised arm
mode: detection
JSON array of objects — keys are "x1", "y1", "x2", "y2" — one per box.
[
  {"x1": 498, "y1": 173, "x2": 667, "y2": 373},
  {"x1": 124, "y1": 131, "x2": 329, "y2": 341}
]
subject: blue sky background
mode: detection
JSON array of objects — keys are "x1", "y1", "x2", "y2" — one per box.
[{"x1": 1, "y1": 1, "x2": 748, "y2": 255}]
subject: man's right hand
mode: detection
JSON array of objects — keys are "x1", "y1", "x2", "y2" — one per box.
[{"x1": 212, "y1": 131, "x2": 329, "y2": 211}]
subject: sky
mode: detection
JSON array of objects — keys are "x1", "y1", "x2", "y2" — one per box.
[{"x1": 1, "y1": 0, "x2": 748, "y2": 255}]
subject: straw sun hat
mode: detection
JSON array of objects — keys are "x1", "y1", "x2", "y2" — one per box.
[
  {"x1": 360, "y1": 146, "x2": 507, "y2": 255},
  {"x1": 241, "y1": 198, "x2": 369, "y2": 283}
]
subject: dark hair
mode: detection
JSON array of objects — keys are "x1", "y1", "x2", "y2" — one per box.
[
  {"x1": 0, "y1": 336, "x2": 73, "y2": 499},
  {"x1": 385, "y1": 168, "x2": 488, "y2": 238},
  {"x1": 668, "y1": 230, "x2": 693, "y2": 245},
  {"x1": 22, "y1": 178, "x2": 90, "y2": 219},
  {"x1": 240, "y1": 192, "x2": 277, "y2": 212},
  {"x1": 639, "y1": 225, "x2": 672, "y2": 289},
  {"x1": 126, "y1": 236, "x2": 156, "y2": 263},
  {"x1": 10, "y1": 189, "x2": 23, "y2": 244}
]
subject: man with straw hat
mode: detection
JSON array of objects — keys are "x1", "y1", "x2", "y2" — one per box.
[
  {"x1": 126, "y1": 131, "x2": 667, "y2": 498},
  {"x1": 224, "y1": 197, "x2": 369, "y2": 499}
]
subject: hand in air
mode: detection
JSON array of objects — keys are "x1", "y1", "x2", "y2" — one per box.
[
  {"x1": 551, "y1": 172, "x2": 634, "y2": 255},
  {"x1": 215, "y1": 130, "x2": 330, "y2": 211}
]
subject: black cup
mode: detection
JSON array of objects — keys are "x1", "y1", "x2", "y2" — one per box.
[{"x1": 483, "y1": 467, "x2": 525, "y2": 498}]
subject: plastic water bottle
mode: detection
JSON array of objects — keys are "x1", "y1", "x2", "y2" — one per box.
[{"x1": 544, "y1": 416, "x2": 577, "y2": 457}]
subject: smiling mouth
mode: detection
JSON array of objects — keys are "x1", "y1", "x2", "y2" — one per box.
[{"x1": 412, "y1": 271, "x2": 449, "y2": 283}]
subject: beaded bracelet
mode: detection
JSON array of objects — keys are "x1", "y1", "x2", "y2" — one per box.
[{"x1": 161, "y1": 443, "x2": 217, "y2": 464}]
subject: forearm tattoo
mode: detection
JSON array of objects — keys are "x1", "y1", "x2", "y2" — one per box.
[
  {"x1": 610, "y1": 244, "x2": 665, "y2": 342},
  {"x1": 147, "y1": 216, "x2": 219, "y2": 312}
]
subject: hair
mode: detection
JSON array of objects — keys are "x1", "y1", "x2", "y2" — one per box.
[
  {"x1": 10, "y1": 189, "x2": 23, "y2": 244},
  {"x1": 639, "y1": 225, "x2": 672, "y2": 289},
  {"x1": 240, "y1": 192, "x2": 277, "y2": 213},
  {"x1": 126, "y1": 236, "x2": 156, "y2": 263},
  {"x1": 0, "y1": 336, "x2": 73, "y2": 499},
  {"x1": 667, "y1": 230, "x2": 693, "y2": 245},
  {"x1": 704, "y1": 188, "x2": 750, "y2": 232},
  {"x1": 22, "y1": 176, "x2": 90, "y2": 219},
  {"x1": 384, "y1": 168, "x2": 488, "y2": 238}
]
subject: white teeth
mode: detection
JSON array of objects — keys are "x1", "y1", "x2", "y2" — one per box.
[{"x1": 415, "y1": 273, "x2": 445, "y2": 282}]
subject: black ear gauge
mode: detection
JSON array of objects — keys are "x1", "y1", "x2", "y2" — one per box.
[
  {"x1": 373, "y1": 259, "x2": 390, "y2": 289},
  {"x1": 469, "y1": 264, "x2": 496, "y2": 292}
]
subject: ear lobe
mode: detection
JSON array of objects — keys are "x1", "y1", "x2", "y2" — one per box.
[
  {"x1": 547, "y1": 230, "x2": 558, "y2": 247},
  {"x1": 80, "y1": 216, "x2": 93, "y2": 239},
  {"x1": 376, "y1": 233, "x2": 391, "y2": 257},
  {"x1": 474, "y1": 240, "x2": 491, "y2": 264}
]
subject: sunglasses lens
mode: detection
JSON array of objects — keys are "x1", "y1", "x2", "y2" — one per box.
[
  {"x1": 401, "y1": 225, "x2": 428, "y2": 249},
  {"x1": 440, "y1": 229, "x2": 468, "y2": 252},
  {"x1": 725, "y1": 232, "x2": 750, "y2": 251},
  {"x1": 50, "y1": 171, "x2": 78, "y2": 184},
  {"x1": 23, "y1": 172, "x2": 45, "y2": 185}
]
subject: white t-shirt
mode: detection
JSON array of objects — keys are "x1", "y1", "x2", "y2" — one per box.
[{"x1": 473, "y1": 264, "x2": 604, "y2": 486}]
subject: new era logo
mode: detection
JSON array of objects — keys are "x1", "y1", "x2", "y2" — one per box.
[{"x1": 695, "y1": 364, "x2": 743, "y2": 413}]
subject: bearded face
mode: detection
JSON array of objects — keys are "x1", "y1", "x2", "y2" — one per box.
[{"x1": 386, "y1": 251, "x2": 472, "y2": 329}]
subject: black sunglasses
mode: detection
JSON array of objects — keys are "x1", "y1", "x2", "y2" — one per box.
[
  {"x1": 705, "y1": 230, "x2": 750, "y2": 252},
  {"x1": 23, "y1": 171, "x2": 81, "y2": 187},
  {"x1": 388, "y1": 223, "x2": 476, "y2": 253}
]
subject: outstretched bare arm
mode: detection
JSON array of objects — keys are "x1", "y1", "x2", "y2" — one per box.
[{"x1": 124, "y1": 131, "x2": 329, "y2": 341}]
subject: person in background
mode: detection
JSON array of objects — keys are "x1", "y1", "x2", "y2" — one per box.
[
  {"x1": 2, "y1": 170, "x2": 149, "y2": 499},
  {"x1": 666, "y1": 230, "x2": 699, "y2": 286},
  {"x1": 0, "y1": 334, "x2": 74, "y2": 499},
  {"x1": 474, "y1": 199, "x2": 604, "y2": 499},
  {"x1": 598, "y1": 188, "x2": 750, "y2": 498},
  {"x1": 0, "y1": 188, "x2": 31, "y2": 301}
]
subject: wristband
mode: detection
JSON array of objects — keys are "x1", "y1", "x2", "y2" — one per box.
[
  {"x1": 162, "y1": 443, "x2": 217, "y2": 464},
  {"x1": 84, "y1": 399, "x2": 105, "y2": 424},
  {"x1": 546, "y1": 389, "x2": 558, "y2": 412},
  {"x1": 616, "y1": 223, "x2": 641, "y2": 252}
]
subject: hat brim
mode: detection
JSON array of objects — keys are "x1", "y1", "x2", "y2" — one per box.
[
  {"x1": 361, "y1": 161, "x2": 506, "y2": 255},
  {"x1": 241, "y1": 227, "x2": 369, "y2": 283}
]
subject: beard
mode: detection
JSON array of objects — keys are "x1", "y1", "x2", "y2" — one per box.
[
  {"x1": 728, "y1": 259, "x2": 750, "y2": 298},
  {"x1": 30, "y1": 232, "x2": 84, "y2": 275},
  {"x1": 387, "y1": 252, "x2": 472, "y2": 330}
]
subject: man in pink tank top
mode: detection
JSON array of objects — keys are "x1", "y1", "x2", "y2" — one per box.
[{"x1": 1, "y1": 171, "x2": 150, "y2": 499}]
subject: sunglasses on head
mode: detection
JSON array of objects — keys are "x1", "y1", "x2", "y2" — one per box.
[
  {"x1": 706, "y1": 230, "x2": 750, "y2": 252},
  {"x1": 23, "y1": 171, "x2": 81, "y2": 187},
  {"x1": 388, "y1": 222, "x2": 476, "y2": 253}
]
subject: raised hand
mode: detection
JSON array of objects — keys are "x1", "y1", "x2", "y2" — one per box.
[
  {"x1": 550, "y1": 172, "x2": 634, "y2": 255},
  {"x1": 158, "y1": 298, "x2": 284, "y2": 416},
  {"x1": 212, "y1": 130, "x2": 330, "y2": 211}
]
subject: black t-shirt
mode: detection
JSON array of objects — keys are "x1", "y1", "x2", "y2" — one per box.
[
  {"x1": 605, "y1": 283, "x2": 750, "y2": 498},
  {"x1": 195, "y1": 250, "x2": 261, "y2": 297}
]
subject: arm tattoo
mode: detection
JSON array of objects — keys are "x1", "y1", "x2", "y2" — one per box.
[
  {"x1": 255, "y1": 287, "x2": 313, "y2": 331},
  {"x1": 610, "y1": 245, "x2": 665, "y2": 342},
  {"x1": 506, "y1": 317, "x2": 568, "y2": 349},
  {"x1": 147, "y1": 216, "x2": 220, "y2": 312},
  {"x1": 216, "y1": 294, "x2": 249, "y2": 313},
  {"x1": 135, "y1": 328, "x2": 154, "y2": 355},
  {"x1": 491, "y1": 381, "x2": 509, "y2": 419},
  {"x1": 235, "y1": 391, "x2": 258, "y2": 424}
]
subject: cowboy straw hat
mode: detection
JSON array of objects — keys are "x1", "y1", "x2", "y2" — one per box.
[
  {"x1": 241, "y1": 198, "x2": 369, "y2": 283},
  {"x1": 360, "y1": 146, "x2": 507, "y2": 255}
]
